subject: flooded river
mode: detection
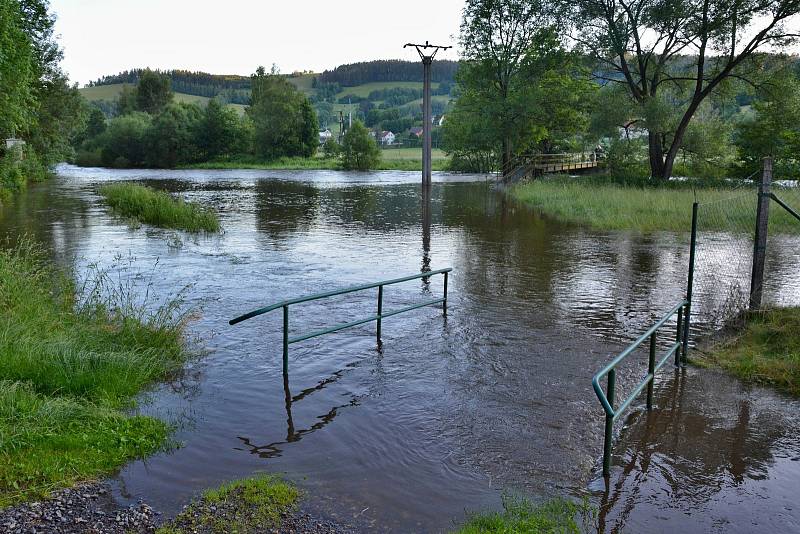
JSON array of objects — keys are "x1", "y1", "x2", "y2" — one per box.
[{"x1": 1, "y1": 165, "x2": 798, "y2": 532}]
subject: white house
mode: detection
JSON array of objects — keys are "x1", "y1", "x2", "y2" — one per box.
[
  {"x1": 318, "y1": 129, "x2": 333, "y2": 144},
  {"x1": 379, "y1": 131, "x2": 395, "y2": 146}
]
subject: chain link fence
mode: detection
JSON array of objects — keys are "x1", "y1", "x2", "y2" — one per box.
[{"x1": 690, "y1": 161, "x2": 800, "y2": 334}]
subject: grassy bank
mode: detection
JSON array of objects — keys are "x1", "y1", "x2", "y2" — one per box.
[
  {"x1": 511, "y1": 177, "x2": 799, "y2": 232},
  {"x1": 456, "y1": 496, "x2": 591, "y2": 533},
  {"x1": 698, "y1": 308, "x2": 800, "y2": 395},
  {"x1": 100, "y1": 183, "x2": 220, "y2": 232},
  {"x1": 180, "y1": 149, "x2": 450, "y2": 172},
  {"x1": 157, "y1": 475, "x2": 299, "y2": 533},
  {"x1": 0, "y1": 240, "x2": 190, "y2": 506}
]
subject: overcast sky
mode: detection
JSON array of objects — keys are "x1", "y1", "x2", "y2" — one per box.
[{"x1": 50, "y1": 0, "x2": 465, "y2": 86}]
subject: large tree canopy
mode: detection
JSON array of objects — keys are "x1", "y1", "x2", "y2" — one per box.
[
  {"x1": 247, "y1": 68, "x2": 318, "y2": 160},
  {"x1": 0, "y1": 0, "x2": 35, "y2": 138},
  {"x1": 569, "y1": 0, "x2": 800, "y2": 179},
  {"x1": 449, "y1": 0, "x2": 595, "y2": 175}
]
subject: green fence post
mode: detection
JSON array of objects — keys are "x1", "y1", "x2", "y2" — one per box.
[
  {"x1": 675, "y1": 306, "x2": 684, "y2": 366},
  {"x1": 443, "y1": 271, "x2": 448, "y2": 316},
  {"x1": 647, "y1": 332, "x2": 657, "y2": 410},
  {"x1": 377, "y1": 285, "x2": 383, "y2": 345},
  {"x1": 682, "y1": 202, "x2": 698, "y2": 364},
  {"x1": 602, "y1": 369, "x2": 616, "y2": 477},
  {"x1": 282, "y1": 305, "x2": 289, "y2": 376}
]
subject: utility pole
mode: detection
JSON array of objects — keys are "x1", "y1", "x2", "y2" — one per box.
[{"x1": 405, "y1": 41, "x2": 451, "y2": 187}]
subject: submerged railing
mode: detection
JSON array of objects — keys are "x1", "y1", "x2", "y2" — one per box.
[
  {"x1": 592, "y1": 300, "x2": 688, "y2": 476},
  {"x1": 229, "y1": 268, "x2": 451, "y2": 375}
]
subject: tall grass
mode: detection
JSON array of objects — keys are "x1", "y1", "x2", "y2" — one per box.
[
  {"x1": 511, "y1": 177, "x2": 799, "y2": 233},
  {"x1": 0, "y1": 239, "x2": 191, "y2": 505},
  {"x1": 100, "y1": 183, "x2": 220, "y2": 232},
  {"x1": 700, "y1": 307, "x2": 800, "y2": 395}
]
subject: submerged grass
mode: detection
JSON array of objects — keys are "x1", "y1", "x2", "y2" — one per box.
[
  {"x1": 100, "y1": 183, "x2": 220, "y2": 232},
  {"x1": 0, "y1": 239, "x2": 191, "y2": 506},
  {"x1": 699, "y1": 307, "x2": 800, "y2": 395},
  {"x1": 456, "y1": 496, "x2": 592, "y2": 534},
  {"x1": 511, "y1": 176, "x2": 800, "y2": 233},
  {"x1": 157, "y1": 474, "x2": 299, "y2": 533}
]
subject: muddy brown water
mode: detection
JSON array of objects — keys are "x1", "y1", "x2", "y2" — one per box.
[{"x1": 1, "y1": 165, "x2": 798, "y2": 532}]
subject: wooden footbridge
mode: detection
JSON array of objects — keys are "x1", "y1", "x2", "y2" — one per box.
[{"x1": 500, "y1": 152, "x2": 600, "y2": 182}]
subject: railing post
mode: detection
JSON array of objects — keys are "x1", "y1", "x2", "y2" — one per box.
[
  {"x1": 750, "y1": 157, "x2": 772, "y2": 311},
  {"x1": 602, "y1": 369, "x2": 616, "y2": 477},
  {"x1": 282, "y1": 305, "x2": 289, "y2": 377},
  {"x1": 675, "y1": 306, "x2": 684, "y2": 366},
  {"x1": 647, "y1": 332, "x2": 656, "y2": 411},
  {"x1": 443, "y1": 271, "x2": 448, "y2": 316},
  {"x1": 682, "y1": 202, "x2": 698, "y2": 363},
  {"x1": 376, "y1": 285, "x2": 383, "y2": 345}
]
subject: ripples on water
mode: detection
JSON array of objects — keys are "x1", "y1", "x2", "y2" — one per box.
[{"x1": 0, "y1": 165, "x2": 798, "y2": 532}]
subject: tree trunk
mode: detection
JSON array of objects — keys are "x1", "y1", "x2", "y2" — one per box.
[
  {"x1": 648, "y1": 132, "x2": 666, "y2": 180},
  {"x1": 501, "y1": 137, "x2": 512, "y2": 183}
]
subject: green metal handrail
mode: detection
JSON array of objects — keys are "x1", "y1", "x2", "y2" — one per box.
[
  {"x1": 229, "y1": 268, "x2": 452, "y2": 375},
  {"x1": 592, "y1": 299, "x2": 688, "y2": 476}
]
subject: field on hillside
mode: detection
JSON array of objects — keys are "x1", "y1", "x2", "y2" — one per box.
[
  {"x1": 286, "y1": 73, "x2": 316, "y2": 93},
  {"x1": 335, "y1": 81, "x2": 441, "y2": 99},
  {"x1": 79, "y1": 84, "x2": 247, "y2": 114}
]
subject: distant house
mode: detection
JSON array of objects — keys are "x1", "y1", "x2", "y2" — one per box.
[
  {"x1": 619, "y1": 121, "x2": 647, "y2": 140},
  {"x1": 379, "y1": 131, "x2": 395, "y2": 146},
  {"x1": 318, "y1": 129, "x2": 333, "y2": 144},
  {"x1": 409, "y1": 127, "x2": 424, "y2": 138},
  {"x1": 437, "y1": 115, "x2": 445, "y2": 127},
  {"x1": 5, "y1": 138, "x2": 25, "y2": 151}
]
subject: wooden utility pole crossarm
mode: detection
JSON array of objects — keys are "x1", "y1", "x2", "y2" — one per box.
[{"x1": 404, "y1": 41, "x2": 451, "y2": 187}]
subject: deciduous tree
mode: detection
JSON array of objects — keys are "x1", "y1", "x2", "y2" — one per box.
[
  {"x1": 341, "y1": 121, "x2": 380, "y2": 170},
  {"x1": 569, "y1": 0, "x2": 800, "y2": 180}
]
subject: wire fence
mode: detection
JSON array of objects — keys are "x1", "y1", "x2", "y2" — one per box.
[{"x1": 690, "y1": 168, "x2": 800, "y2": 333}]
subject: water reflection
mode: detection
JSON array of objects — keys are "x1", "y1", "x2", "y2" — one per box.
[
  {"x1": 421, "y1": 183, "x2": 432, "y2": 291},
  {"x1": 237, "y1": 371, "x2": 361, "y2": 459},
  {"x1": 595, "y1": 368, "x2": 800, "y2": 533}
]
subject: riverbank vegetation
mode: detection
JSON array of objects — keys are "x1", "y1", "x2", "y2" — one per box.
[
  {"x1": 698, "y1": 308, "x2": 800, "y2": 395},
  {"x1": 0, "y1": 240, "x2": 191, "y2": 506},
  {"x1": 157, "y1": 475, "x2": 299, "y2": 533},
  {"x1": 0, "y1": 0, "x2": 86, "y2": 202},
  {"x1": 456, "y1": 496, "x2": 591, "y2": 533},
  {"x1": 180, "y1": 148, "x2": 450, "y2": 172},
  {"x1": 511, "y1": 176, "x2": 800, "y2": 233},
  {"x1": 99, "y1": 183, "x2": 220, "y2": 232}
]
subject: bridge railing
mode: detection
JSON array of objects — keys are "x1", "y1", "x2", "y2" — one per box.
[
  {"x1": 592, "y1": 300, "x2": 688, "y2": 476},
  {"x1": 229, "y1": 268, "x2": 451, "y2": 375},
  {"x1": 499, "y1": 152, "x2": 601, "y2": 180}
]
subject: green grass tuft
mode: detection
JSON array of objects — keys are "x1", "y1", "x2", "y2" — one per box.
[
  {"x1": 0, "y1": 239, "x2": 190, "y2": 506},
  {"x1": 158, "y1": 475, "x2": 299, "y2": 533},
  {"x1": 456, "y1": 496, "x2": 591, "y2": 534},
  {"x1": 700, "y1": 307, "x2": 800, "y2": 395},
  {"x1": 100, "y1": 183, "x2": 220, "y2": 232}
]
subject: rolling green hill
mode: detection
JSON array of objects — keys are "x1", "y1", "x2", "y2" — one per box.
[{"x1": 79, "y1": 84, "x2": 247, "y2": 115}]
